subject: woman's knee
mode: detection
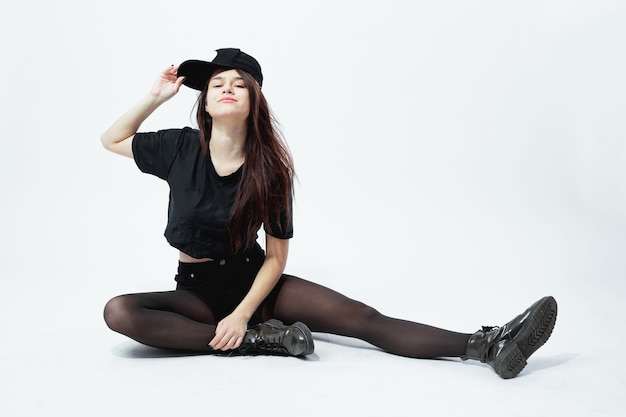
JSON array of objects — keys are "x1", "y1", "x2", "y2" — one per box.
[
  {"x1": 351, "y1": 301, "x2": 383, "y2": 325},
  {"x1": 103, "y1": 295, "x2": 137, "y2": 333},
  {"x1": 325, "y1": 301, "x2": 383, "y2": 335}
]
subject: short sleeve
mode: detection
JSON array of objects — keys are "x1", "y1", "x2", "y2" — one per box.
[{"x1": 132, "y1": 129, "x2": 185, "y2": 180}]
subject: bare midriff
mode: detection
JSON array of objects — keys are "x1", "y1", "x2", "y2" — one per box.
[{"x1": 179, "y1": 251, "x2": 214, "y2": 263}]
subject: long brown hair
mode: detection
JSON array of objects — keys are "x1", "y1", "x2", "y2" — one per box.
[{"x1": 195, "y1": 70, "x2": 295, "y2": 253}]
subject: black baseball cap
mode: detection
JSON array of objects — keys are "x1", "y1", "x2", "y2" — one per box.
[{"x1": 178, "y1": 48, "x2": 263, "y2": 90}]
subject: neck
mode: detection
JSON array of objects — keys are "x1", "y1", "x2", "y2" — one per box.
[{"x1": 209, "y1": 120, "x2": 247, "y2": 161}]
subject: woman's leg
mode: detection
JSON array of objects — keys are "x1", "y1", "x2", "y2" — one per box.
[
  {"x1": 103, "y1": 290, "x2": 217, "y2": 351},
  {"x1": 266, "y1": 275, "x2": 471, "y2": 358}
]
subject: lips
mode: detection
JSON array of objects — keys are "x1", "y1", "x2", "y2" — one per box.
[{"x1": 219, "y1": 97, "x2": 237, "y2": 103}]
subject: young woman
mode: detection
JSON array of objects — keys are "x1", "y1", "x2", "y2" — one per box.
[{"x1": 102, "y1": 48, "x2": 557, "y2": 378}]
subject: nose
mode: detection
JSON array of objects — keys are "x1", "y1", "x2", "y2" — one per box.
[{"x1": 222, "y1": 83, "x2": 234, "y2": 94}]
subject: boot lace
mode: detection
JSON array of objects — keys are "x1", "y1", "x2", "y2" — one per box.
[
  {"x1": 238, "y1": 333, "x2": 287, "y2": 355},
  {"x1": 481, "y1": 326, "x2": 499, "y2": 333},
  {"x1": 253, "y1": 333, "x2": 287, "y2": 353}
]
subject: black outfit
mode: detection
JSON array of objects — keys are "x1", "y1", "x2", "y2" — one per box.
[
  {"x1": 105, "y1": 126, "x2": 556, "y2": 372},
  {"x1": 132, "y1": 127, "x2": 292, "y2": 260},
  {"x1": 174, "y1": 254, "x2": 286, "y2": 324},
  {"x1": 132, "y1": 128, "x2": 292, "y2": 322}
]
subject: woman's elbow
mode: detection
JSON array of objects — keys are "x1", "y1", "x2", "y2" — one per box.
[{"x1": 100, "y1": 134, "x2": 134, "y2": 158}]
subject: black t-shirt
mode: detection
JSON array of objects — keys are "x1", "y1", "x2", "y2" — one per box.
[{"x1": 132, "y1": 127, "x2": 293, "y2": 259}]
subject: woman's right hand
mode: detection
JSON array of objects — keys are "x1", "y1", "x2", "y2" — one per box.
[
  {"x1": 101, "y1": 65, "x2": 186, "y2": 158},
  {"x1": 150, "y1": 65, "x2": 186, "y2": 101}
]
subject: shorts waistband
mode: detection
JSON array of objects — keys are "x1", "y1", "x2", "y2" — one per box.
[{"x1": 176, "y1": 251, "x2": 264, "y2": 280}]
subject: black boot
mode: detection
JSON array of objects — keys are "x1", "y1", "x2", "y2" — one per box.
[
  {"x1": 237, "y1": 319, "x2": 315, "y2": 357},
  {"x1": 462, "y1": 296, "x2": 558, "y2": 379}
]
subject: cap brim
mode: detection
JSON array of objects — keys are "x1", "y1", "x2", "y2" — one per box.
[{"x1": 178, "y1": 60, "x2": 231, "y2": 91}]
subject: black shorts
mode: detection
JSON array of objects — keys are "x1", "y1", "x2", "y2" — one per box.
[{"x1": 174, "y1": 249, "x2": 284, "y2": 324}]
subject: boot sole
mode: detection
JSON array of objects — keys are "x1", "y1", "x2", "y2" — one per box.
[
  {"x1": 266, "y1": 319, "x2": 315, "y2": 356},
  {"x1": 495, "y1": 296, "x2": 558, "y2": 379},
  {"x1": 291, "y1": 321, "x2": 315, "y2": 356}
]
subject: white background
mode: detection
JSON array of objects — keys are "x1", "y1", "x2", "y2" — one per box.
[{"x1": 1, "y1": 1, "x2": 625, "y2": 416}]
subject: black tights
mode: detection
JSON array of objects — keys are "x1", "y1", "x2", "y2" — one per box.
[{"x1": 103, "y1": 275, "x2": 471, "y2": 358}]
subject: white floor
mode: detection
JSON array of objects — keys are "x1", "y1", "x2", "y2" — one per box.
[{"x1": 1, "y1": 258, "x2": 624, "y2": 417}]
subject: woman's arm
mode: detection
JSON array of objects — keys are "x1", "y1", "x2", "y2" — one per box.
[
  {"x1": 209, "y1": 234, "x2": 289, "y2": 351},
  {"x1": 101, "y1": 65, "x2": 185, "y2": 158}
]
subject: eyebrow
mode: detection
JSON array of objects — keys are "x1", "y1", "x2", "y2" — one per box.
[{"x1": 210, "y1": 75, "x2": 244, "y2": 82}]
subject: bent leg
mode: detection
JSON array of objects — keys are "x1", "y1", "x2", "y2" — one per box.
[
  {"x1": 103, "y1": 290, "x2": 217, "y2": 351},
  {"x1": 267, "y1": 275, "x2": 471, "y2": 358}
]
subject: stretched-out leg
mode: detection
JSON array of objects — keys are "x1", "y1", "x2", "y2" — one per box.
[
  {"x1": 103, "y1": 290, "x2": 217, "y2": 351},
  {"x1": 266, "y1": 275, "x2": 471, "y2": 358}
]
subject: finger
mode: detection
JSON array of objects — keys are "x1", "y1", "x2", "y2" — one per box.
[
  {"x1": 217, "y1": 336, "x2": 236, "y2": 351},
  {"x1": 224, "y1": 335, "x2": 242, "y2": 350},
  {"x1": 208, "y1": 334, "x2": 219, "y2": 349},
  {"x1": 232, "y1": 336, "x2": 244, "y2": 349},
  {"x1": 159, "y1": 66, "x2": 180, "y2": 83},
  {"x1": 164, "y1": 64, "x2": 178, "y2": 74},
  {"x1": 211, "y1": 327, "x2": 228, "y2": 347},
  {"x1": 209, "y1": 327, "x2": 226, "y2": 349},
  {"x1": 160, "y1": 66, "x2": 174, "y2": 77},
  {"x1": 210, "y1": 336, "x2": 227, "y2": 350},
  {"x1": 213, "y1": 329, "x2": 236, "y2": 350}
]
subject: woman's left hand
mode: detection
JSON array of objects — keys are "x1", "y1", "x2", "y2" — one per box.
[{"x1": 209, "y1": 312, "x2": 249, "y2": 351}]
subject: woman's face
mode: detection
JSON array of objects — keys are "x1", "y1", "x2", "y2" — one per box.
[{"x1": 204, "y1": 69, "x2": 250, "y2": 122}]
